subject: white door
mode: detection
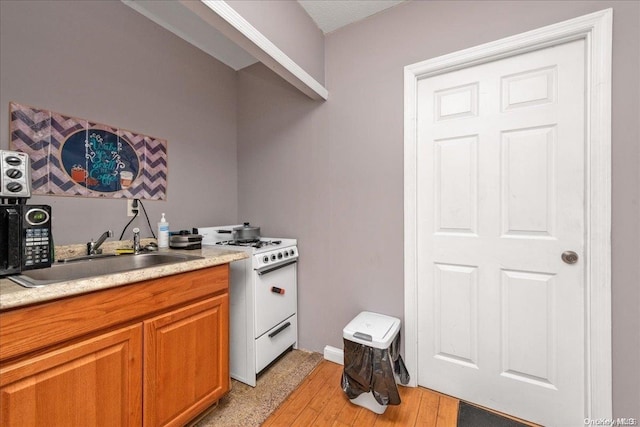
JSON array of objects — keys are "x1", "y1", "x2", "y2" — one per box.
[{"x1": 416, "y1": 38, "x2": 585, "y2": 426}]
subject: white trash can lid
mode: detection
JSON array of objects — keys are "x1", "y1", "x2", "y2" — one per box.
[{"x1": 343, "y1": 311, "x2": 401, "y2": 349}]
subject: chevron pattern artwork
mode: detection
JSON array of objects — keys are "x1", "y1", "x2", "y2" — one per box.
[{"x1": 9, "y1": 102, "x2": 167, "y2": 200}]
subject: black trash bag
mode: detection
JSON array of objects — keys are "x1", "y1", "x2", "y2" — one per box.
[
  {"x1": 370, "y1": 342, "x2": 401, "y2": 405},
  {"x1": 341, "y1": 340, "x2": 373, "y2": 400},
  {"x1": 390, "y1": 332, "x2": 410, "y2": 385},
  {"x1": 341, "y1": 333, "x2": 410, "y2": 406}
]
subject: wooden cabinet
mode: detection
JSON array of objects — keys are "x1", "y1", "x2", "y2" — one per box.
[
  {"x1": 0, "y1": 325, "x2": 142, "y2": 427},
  {"x1": 0, "y1": 264, "x2": 230, "y2": 427},
  {"x1": 144, "y1": 294, "x2": 229, "y2": 427}
]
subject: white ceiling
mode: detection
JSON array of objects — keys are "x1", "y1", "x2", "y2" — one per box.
[{"x1": 298, "y1": 0, "x2": 405, "y2": 34}]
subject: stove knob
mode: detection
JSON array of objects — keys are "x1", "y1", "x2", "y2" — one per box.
[
  {"x1": 263, "y1": 255, "x2": 269, "y2": 263},
  {"x1": 276, "y1": 252, "x2": 282, "y2": 259},
  {"x1": 270, "y1": 254, "x2": 276, "y2": 261},
  {"x1": 284, "y1": 251, "x2": 289, "y2": 258},
  {"x1": 289, "y1": 249, "x2": 295, "y2": 256}
]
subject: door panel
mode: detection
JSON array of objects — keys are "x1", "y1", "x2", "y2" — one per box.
[
  {"x1": 416, "y1": 39, "x2": 585, "y2": 426},
  {"x1": 0, "y1": 325, "x2": 142, "y2": 427},
  {"x1": 433, "y1": 263, "x2": 478, "y2": 368},
  {"x1": 500, "y1": 269, "x2": 557, "y2": 388},
  {"x1": 501, "y1": 126, "x2": 557, "y2": 237},
  {"x1": 501, "y1": 66, "x2": 556, "y2": 110},
  {"x1": 434, "y1": 136, "x2": 478, "y2": 234},
  {"x1": 144, "y1": 295, "x2": 229, "y2": 427}
]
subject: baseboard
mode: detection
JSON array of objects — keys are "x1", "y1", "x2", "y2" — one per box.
[{"x1": 323, "y1": 345, "x2": 344, "y2": 365}]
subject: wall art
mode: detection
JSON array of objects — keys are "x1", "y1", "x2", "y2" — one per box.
[{"x1": 9, "y1": 102, "x2": 167, "y2": 200}]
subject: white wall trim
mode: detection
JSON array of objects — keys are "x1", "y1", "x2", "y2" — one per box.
[
  {"x1": 403, "y1": 8, "x2": 612, "y2": 420},
  {"x1": 200, "y1": 0, "x2": 328, "y2": 100},
  {"x1": 324, "y1": 345, "x2": 344, "y2": 365}
]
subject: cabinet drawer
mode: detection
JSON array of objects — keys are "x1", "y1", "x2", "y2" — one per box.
[{"x1": 255, "y1": 314, "x2": 297, "y2": 373}]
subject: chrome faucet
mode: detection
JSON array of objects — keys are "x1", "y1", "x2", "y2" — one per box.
[
  {"x1": 133, "y1": 227, "x2": 141, "y2": 254},
  {"x1": 87, "y1": 230, "x2": 113, "y2": 255}
]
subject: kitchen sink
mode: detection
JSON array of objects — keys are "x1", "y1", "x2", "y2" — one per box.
[{"x1": 8, "y1": 253, "x2": 204, "y2": 288}]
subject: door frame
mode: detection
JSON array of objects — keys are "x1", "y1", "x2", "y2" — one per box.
[{"x1": 403, "y1": 9, "x2": 612, "y2": 419}]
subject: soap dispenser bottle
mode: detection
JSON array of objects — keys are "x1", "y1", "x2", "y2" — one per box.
[{"x1": 157, "y1": 213, "x2": 169, "y2": 248}]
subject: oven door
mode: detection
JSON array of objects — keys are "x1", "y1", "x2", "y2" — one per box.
[{"x1": 254, "y1": 260, "x2": 297, "y2": 337}]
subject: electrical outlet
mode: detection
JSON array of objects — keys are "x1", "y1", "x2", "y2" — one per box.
[{"x1": 127, "y1": 199, "x2": 138, "y2": 217}]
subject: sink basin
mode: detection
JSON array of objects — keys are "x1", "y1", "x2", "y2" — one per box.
[{"x1": 8, "y1": 253, "x2": 204, "y2": 288}]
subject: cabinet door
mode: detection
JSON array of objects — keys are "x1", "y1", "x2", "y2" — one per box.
[
  {"x1": 144, "y1": 294, "x2": 229, "y2": 427},
  {"x1": 0, "y1": 325, "x2": 142, "y2": 427}
]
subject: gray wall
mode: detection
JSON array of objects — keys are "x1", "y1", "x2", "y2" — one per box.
[
  {"x1": 0, "y1": 0, "x2": 238, "y2": 243},
  {"x1": 227, "y1": 0, "x2": 325, "y2": 85},
  {"x1": 237, "y1": 0, "x2": 639, "y2": 418},
  {"x1": 1, "y1": 0, "x2": 637, "y2": 419}
]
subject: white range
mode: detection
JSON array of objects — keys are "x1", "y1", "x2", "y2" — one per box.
[{"x1": 198, "y1": 225, "x2": 298, "y2": 387}]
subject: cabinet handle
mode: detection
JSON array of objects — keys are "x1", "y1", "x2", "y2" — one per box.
[{"x1": 268, "y1": 322, "x2": 291, "y2": 338}]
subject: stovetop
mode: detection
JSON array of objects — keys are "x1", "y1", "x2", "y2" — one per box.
[
  {"x1": 214, "y1": 239, "x2": 283, "y2": 249},
  {"x1": 198, "y1": 226, "x2": 297, "y2": 255}
]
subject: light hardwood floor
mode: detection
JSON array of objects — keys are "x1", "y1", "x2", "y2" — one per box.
[{"x1": 263, "y1": 360, "x2": 537, "y2": 427}]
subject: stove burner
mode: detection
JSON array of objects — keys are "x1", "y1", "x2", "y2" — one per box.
[{"x1": 216, "y1": 239, "x2": 282, "y2": 248}]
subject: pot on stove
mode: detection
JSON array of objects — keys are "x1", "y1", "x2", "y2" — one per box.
[
  {"x1": 220, "y1": 222, "x2": 261, "y2": 242},
  {"x1": 234, "y1": 222, "x2": 260, "y2": 241}
]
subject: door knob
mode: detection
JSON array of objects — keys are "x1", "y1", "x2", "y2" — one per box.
[{"x1": 561, "y1": 251, "x2": 578, "y2": 264}]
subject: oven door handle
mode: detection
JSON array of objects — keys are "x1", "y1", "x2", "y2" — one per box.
[
  {"x1": 256, "y1": 259, "x2": 297, "y2": 276},
  {"x1": 268, "y1": 321, "x2": 291, "y2": 338}
]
